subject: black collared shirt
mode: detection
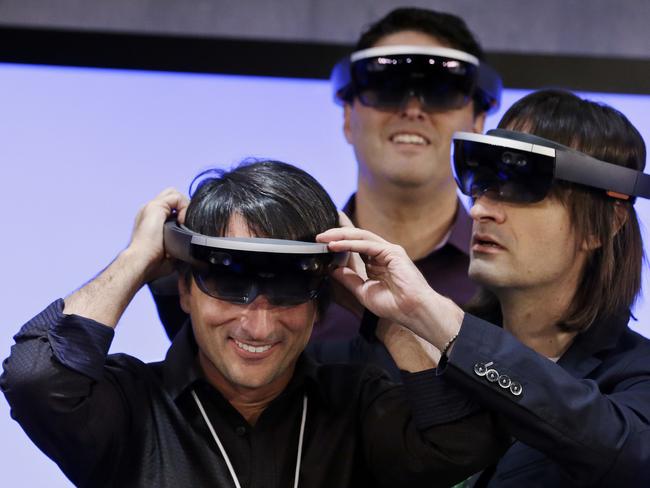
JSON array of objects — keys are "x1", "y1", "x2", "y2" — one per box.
[{"x1": 2, "y1": 300, "x2": 506, "y2": 488}]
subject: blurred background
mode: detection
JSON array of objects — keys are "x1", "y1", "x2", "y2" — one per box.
[{"x1": 0, "y1": 1, "x2": 649, "y2": 485}]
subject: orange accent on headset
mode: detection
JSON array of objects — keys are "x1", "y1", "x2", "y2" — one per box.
[{"x1": 606, "y1": 190, "x2": 630, "y2": 200}]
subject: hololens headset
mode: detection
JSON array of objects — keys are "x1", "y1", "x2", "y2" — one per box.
[
  {"x1": 452, "y1": 128, "x2": 650, "y2": 203},
  {"x1": 164, "y1": 220, "x2": 349, "y2": 306},
  {"x1": 331, "y1": 45, "x2": 502, "y2": 114}
]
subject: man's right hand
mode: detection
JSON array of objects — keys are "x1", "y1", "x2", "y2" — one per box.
[
  {"x1": 127, "y1": 188, "x2": 190, "y2": 284},
  {"x1": 63, "y1": 188, "x2": 189, "y2": 328}
]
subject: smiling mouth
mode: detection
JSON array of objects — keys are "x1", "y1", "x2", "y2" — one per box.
[
  {"x1": 234, "y1": 339, "x2": 273, "y2": 354},
  {"x1": 390, "y1": 132, "x2": 430, "y2": 145}
]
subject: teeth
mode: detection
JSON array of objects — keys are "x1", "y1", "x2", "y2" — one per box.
[
  {"x1": 234, "y1": 339, "x2": 272, "y2": 354},
  {"x1": 391, "y1": 133, "x2": 427, "y2": 145}
]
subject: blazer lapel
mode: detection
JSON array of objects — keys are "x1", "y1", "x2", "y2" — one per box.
[{"x1": 558, "y1": 312, "x2": 628, "y2": 378}]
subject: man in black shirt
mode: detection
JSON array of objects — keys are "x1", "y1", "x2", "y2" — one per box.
[
  {"x1": 152, "y1": 9, "x2": 502, "y2": 371},
  {"x1": 2, "y1": 161, "x2": 506, "y2": 487}
]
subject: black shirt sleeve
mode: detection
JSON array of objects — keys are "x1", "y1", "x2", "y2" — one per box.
[
  {"x1": 359, "y1": 365, "x2": 508, "y2": 487},
  {"x1": 1, "y1": 300, "x2": 138, "y2": 486}
]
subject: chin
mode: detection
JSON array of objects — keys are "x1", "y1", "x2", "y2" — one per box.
[
  {"x1": 226, "y1": 370, "x2": 274, "y2": 390},
  {"x1": 468, "y1": 263, "x2": 504, "y2": 288}
]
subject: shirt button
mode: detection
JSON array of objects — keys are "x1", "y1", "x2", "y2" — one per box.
[
  {"x1": 235, "y1": 426, "x2": 247, "y2": 436},
  {"x1": 510, "y1": 381, "x2": 523, "y2": 396},
  {"x1": 486, "y1": 369, "x2": 499, "y2": 382},
  {"x1": 498, "y1": 375, "x2": 511, "y2": 389}
]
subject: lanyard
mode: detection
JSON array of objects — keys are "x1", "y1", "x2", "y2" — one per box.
[{"x1": 191, "y1": 389, "x2": 308, "y2": 488}]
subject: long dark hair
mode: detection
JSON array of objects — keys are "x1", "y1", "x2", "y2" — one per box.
[{"x1": 467, "y1": 89, "x2": 646, "y2": 332}]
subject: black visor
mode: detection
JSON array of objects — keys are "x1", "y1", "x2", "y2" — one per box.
[
  {"x1": 453, "y1": 129, "x2": 650, "y2": 203},
  {"x1": 164, "y1": 221, "x2": 348, "y2": 306},
  {"x1": 331, "y1": 45, "x2": 502, "y2": 113}
]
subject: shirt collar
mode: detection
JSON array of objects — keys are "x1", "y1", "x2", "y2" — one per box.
[
  {"x1": 342, "y1": 193, "x2": 472, "y2": 257},
  {"x1": 161, "y1": 321, "x2": 203, "y2": 399}
]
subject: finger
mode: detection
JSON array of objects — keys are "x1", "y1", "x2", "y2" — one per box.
[
  {"x1": 157, "y1": 191, "x2": 190, "y2": 220},
  {"x1": 326, "y1": 239, "x2": 395, "y2": 263},
  {"x1": 347, "y1": 251, "x2": 368, "y2": 280},
  {"x1": 317, "y1": 227, "x2": 388, "y2": 244},
  {"x1": 337, "y1": 211, "x2": 356, "y2": 228},
  {"x1": 330, "y1": 267, "x2": 367, "y2": 302}
]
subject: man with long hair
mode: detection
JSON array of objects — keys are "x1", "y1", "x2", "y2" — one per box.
[{"x1": 319, "y1": 89, "x2": 650, "y2": 486}]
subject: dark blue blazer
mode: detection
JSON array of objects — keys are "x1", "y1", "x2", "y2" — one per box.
[{"x1": 444, "y1": 312, "x2": 650, "y2": 487}]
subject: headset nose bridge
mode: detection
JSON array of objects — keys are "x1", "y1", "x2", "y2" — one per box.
[
  {"x1": 240, "y1": 303, "x2": 276, "y2": 340},
  {"x1": 399, "y1": 89, "x2": 427, "y2": 113}
]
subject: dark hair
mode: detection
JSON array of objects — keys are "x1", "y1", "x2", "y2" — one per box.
[
  {"x1": 355, "y1": 7, "x2": 484, "y2": 59},
  {"x1": 183, "y1": 159, "x2": 339, "y2": 315},
  {"x1": 467, "y1": 89, "x2": 646, "y2": 332}
]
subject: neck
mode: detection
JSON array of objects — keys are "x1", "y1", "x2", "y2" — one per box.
[
  {"x1": 496, "y1": 284, "x2": 579, "y2": 359},
  {"x1": 198, "y1": 353, "x2": 293, "y2": 425},
  {"x1": 355, "y1": 176, "x2": 459, "y2": 260}
]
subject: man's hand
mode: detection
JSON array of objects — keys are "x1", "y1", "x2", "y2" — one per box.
[
  {"x1": 128, "y1": 188, "x2": 190, "y2": 284},
  {"x1": 317, "y1": 227, "x2": 464, "y2": 351},
  {"x1": 327, "y1": 212, "x2": 367, "y2": 319},
  {"x1": 63, "y1": 188, "x2": 189, "y2": 328}
]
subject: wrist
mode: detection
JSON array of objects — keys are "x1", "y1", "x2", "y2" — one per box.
[
  {"x1": 408, "y1": 290, "x2": 464, "y2": 351},
  {"x1": 119, "y1": 246, "x2": 160, "y2": 286}
]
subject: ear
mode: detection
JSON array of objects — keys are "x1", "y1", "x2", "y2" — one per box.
[
  {"x1": 472, "y1": 111, "x2": 487, "y2": 134},
  {"x1": 178, "y1": 275, "x2": 192, "y2": 314},
  {"x1": 581, "y1": 234, "x2": 602, "y2": 252},
  {"x1": 343, "y1": 103, "x2": 353, "y2": 144},
  {"x1": 581, "y1": 202, "x2": 629, "y2": 251}
]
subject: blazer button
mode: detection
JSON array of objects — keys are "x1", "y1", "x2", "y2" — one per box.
[
  {"x1": 473, "y1": 361, "x2": 493, "y2": 376},
  {"x1": 498, "y1": 375, "x2": 511, "y2": 389},
  {"x1": 486, "y1": 369, "x2": 499, "y2": 382},
  {"x1": 510, "y1": 381, "x2": 523, "y2": 396}
]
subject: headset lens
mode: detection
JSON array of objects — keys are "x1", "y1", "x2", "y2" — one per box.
[
  {"x1": 453, "y1": 139, "x2": 555, "y2": 203},
  {"x1": 192, "y1": 268, "x2": 324, "y2": 306},
  {"x1": 351, "y1": 54, "x2": 477, "y2": 111}
]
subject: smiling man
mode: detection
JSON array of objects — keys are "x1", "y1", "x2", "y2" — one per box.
[
  {"x1": 1, "y1": 160, "x2": 507, "y2": 488},
  {"x1": 313, "y1": 8, "x2": 501, "y2": 347},
  {"x1": 149, "y1": 9, "x2": 502, "y2": 381}
]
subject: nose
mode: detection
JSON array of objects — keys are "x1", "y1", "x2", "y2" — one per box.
[
  {"x1": 239, "y1": 295, "x2": 277, "y2": 340},
  {"x1": 400, "y1": 92, "x2": 426, "y2": 120},
  {"x1": 469, "y1": 192, "x2": 507, "y2": 224}
]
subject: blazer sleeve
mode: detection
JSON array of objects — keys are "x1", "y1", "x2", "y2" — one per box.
[{"x1": 440, "y1": 313, "x2": 650, "y2": 486}]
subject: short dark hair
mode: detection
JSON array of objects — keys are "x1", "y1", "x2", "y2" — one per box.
[
  {"x1": 354, "y1": 7, "x2": 484, "y2": 60},
  {"x1": 183, "y1": 159, "x2": 339, "y2": 315},
  {"x1": 467, "y1": 89, "x2": 646, "y2": 332}
]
